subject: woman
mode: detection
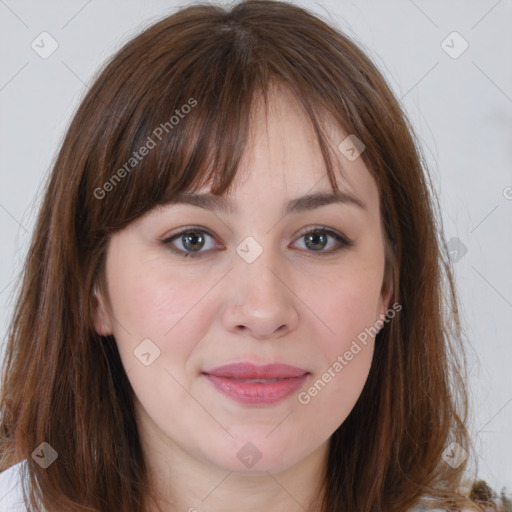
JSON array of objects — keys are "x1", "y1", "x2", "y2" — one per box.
[{"x1": 0, "y1": 1, "x2": 506, "y2": 511}]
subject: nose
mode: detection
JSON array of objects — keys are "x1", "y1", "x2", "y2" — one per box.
[{"x1": 221, "y1": 243, "x2": 300, "y2": 340}]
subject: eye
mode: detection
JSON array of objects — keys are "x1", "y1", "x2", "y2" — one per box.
[
  {"x1": 162, "y1": 227, "x2": 219, "y2": 258},
  {"x1": 291, "y1": 226, "x2": 354, "y2": 255},
  {"x1": 161, "y1": 225, "x2": 354, "y2": 258}
]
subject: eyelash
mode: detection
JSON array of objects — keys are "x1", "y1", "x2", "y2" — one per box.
[{"x1": 161, "y1": 225, "x2": 354, "y2": 259}]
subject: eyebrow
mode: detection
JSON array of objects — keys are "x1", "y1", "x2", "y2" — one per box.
[{"x1": 166, "y1": 190, "x2": 367, "y2": 215}]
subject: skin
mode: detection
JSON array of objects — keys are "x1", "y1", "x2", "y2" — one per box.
[{"x1": 94, "y1": 84, "x2": 394, "y2": 512}]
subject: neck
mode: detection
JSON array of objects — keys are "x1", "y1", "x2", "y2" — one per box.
[{"x1": 141, "y1": 419, "x2": 328, "y2": 512}]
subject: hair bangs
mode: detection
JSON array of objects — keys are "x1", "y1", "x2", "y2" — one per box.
[{"x1": 86, "y1": 8, "x2": 355, "y2": 236}]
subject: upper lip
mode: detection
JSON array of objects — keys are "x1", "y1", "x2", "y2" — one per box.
[{"x1": 203, "y1": 362, "x2": 308, "y2": 379}]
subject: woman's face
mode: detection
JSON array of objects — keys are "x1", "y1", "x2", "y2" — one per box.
[{"x1": 94, "y1": 89, "x2": 393, "y2": 476}]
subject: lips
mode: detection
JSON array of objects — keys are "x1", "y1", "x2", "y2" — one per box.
[
  {"x1": 202, "y1": 362, "x2": 309, "y2": 405},
  {"x1": 203, "y1": 362, "x2": 308, "y2": 379}
]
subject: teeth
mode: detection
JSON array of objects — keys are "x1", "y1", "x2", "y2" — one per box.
[{"x1": 231, "y1": 378, "x2": 282, "y2": 383}]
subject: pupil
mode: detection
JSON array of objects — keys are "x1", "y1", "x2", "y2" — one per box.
[
  {"x1": 306, "y1": 232, "x2": 326, "y2": 251},
  {"x1": 183, "y1": 232, "x2": 203, "y2": 251}
]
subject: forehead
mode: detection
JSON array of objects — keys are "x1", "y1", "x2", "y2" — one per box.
[{"x1": 191, "y1": 86, "x2": 380, "y2": 218}]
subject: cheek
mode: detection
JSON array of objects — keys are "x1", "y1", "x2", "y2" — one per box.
[
  {"x1": 106, "y1": 257, "x2": 221, "y2": 375},
  {"x1": 304, "y1": 258, "x2": 383, "y2": 413},
  {"x1": 109, "y1": 268, "x2": 179, "y2": 337},
  {"x1": 318, "y1": 261, "x2": 384, "y2": 352},
  {"x1": 106, "y1": 266, "x2": 212, "y2": 418},
  {"x1": 302, "y1": 284, "x2": 376, "y2": 424}
]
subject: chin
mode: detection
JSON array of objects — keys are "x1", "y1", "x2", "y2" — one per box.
[{"x1": 201, "y1": 435, "x2": 305, "y2": 475}]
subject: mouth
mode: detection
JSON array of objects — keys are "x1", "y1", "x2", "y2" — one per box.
[{"x1": 202, "y1": 362, "x2": 310, "y2": 405}]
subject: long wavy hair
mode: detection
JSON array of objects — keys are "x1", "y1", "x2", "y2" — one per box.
[{"x1": 0, "y1": 1, "x2": 496, "y2": 511}]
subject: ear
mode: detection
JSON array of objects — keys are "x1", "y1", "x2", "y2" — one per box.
[
  {"x1": 92, "y1": 284, "x2": 113, "y2": 336},
  {"x1": 377, "y1": 261, "x2": 395, "y2": 324}
]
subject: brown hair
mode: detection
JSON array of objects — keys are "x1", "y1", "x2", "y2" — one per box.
[{"x1": 0, "y1": 1, "x2": 495, "y2": 510}]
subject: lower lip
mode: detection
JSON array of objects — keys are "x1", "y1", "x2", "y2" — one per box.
[{"x1": 204, "y1": 373, "x2": 309, "y2": 405}]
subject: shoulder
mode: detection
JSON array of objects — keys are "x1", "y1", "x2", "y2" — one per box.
[
  {"x1": 0, "y1": 459, "x2": 28, "y2": 511},
  {"x1": 410, "y1": 504, "x2": 476, "y2": 512}
]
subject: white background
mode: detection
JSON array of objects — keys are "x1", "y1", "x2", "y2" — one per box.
[{"x1": 0, "y1": 0, "x2": 511, "y2": 495}]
